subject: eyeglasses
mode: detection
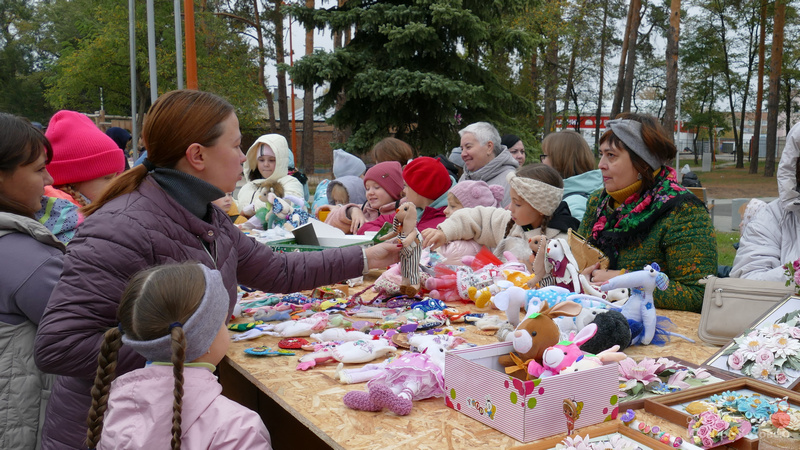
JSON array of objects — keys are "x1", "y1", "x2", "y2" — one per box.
[{"x1": 539, "y1": 154, "x2": 548, "y2": 163}]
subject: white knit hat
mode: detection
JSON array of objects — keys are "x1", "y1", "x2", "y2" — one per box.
[{"x1": 506, "y1": 172, "x2": 563, "y2": 216}]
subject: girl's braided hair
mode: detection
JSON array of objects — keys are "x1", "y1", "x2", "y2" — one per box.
[{"x1": 86, "y1": 263, "x2": 206, "y2": 449}]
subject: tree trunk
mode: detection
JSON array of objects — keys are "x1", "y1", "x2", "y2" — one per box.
[
  {"x1": 301, "y1": 0, "x2": 314, "y2": 174},
  {"x1": 562, "y1": 46, "x2": 577, "y2": 131},
  {"x1": 751, "y1": 0, "x2": 767, "y2": 174},
  {"x1": 273, "y1": 0, "x2": 290, "y2": 140},
  {"x1": 622, "y1": 0, "x2": 642, "y2": 113},
  {"x1": 736, "y1": 3, "x2": 759, "y2": 169},
  {"x1": 610, "y1": 0, "x2": 635, "y2": 119},
  {"x1": 531, "y1": 48, "x2": 540, "y2": 137},
  {"x1": 543, "y1": 40, "x2": 559, "y2": 137},
  {"x1": 331, "y1": 0, "x2": 349, "y2": 145},
  {"x1": 713, "y1": 2, "x2": 740, "y2": 168},
  {"x1": 594, "y1": 0, "x2": 609, "y2": 154},
  {"x1": 765, "y1": 0, "x2": 786, "y2": 178},
  {"x1": 251, "y1": 1, "x2": 277, "y2": 132},
  {"x1": 662, "y1": 0, "x2": 680, "y2": 143}
]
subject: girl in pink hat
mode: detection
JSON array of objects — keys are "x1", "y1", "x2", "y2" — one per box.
[{"x1": 324, "y1": 161, "x2": 406, "y2": 234}]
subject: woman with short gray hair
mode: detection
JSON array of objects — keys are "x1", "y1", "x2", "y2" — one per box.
[{"x1": 457, "y1": 121, "x2": 518, "y2": 206}]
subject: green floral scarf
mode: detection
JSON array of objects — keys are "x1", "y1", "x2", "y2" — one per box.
[{"x1": 589, "y1": 166, "x2": 703, "y2": 263}]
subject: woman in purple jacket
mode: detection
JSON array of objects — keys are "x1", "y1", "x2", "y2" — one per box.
[{"x1": 34, "y1": 90, "x2": 401, "y2": 449}]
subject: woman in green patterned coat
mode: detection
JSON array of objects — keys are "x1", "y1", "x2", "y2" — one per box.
[{"x1": 577, "y1": 113, "x2": 716, "y2": 312}]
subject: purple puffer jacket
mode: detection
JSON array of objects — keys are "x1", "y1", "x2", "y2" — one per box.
[{"x1": 34, "y1": 177, "x2": 363, "y2": 450}]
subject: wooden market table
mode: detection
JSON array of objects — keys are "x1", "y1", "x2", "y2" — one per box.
[{"x1": 219, "y1": 281, "x2": 721, "y2": 450}]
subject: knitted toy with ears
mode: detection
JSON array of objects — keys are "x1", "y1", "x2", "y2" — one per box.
[{"x1": 380, "y1": 203, "x2": 421, "y2": 296}]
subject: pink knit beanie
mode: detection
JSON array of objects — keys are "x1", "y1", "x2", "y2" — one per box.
[
  {"x1": 45, "y1": 110, "x2": 126, "y2": 185},
  {"x1": 363, "y1": 161, "x2": 404, "y2": 200},
  {"x1": 449, "y1": 180, "x2": 504, "y2": 208}
]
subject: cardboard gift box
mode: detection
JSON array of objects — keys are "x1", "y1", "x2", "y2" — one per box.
[{"x1": 444, "y1": 341, "x2": 620, "y2": 443}]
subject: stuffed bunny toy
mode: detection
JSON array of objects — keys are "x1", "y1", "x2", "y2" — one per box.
[
  {"x1": 380, "y1": 203, "x2": 421, "y2": 296},
  {"x1": 527, "y1": 323, "x2": 598, "y2": 378}
]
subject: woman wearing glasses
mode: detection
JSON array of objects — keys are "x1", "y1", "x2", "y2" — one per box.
[{"x1": 539, "y1": 130, "x2": 603, "y2": 220}]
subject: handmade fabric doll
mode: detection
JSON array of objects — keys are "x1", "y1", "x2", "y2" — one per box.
[
  {"x1": 342, "y1": 334, "x2": 465, "y2": 415},
  {"x1": 380, "y1": 202, "x2": 422, "y2": 296}
]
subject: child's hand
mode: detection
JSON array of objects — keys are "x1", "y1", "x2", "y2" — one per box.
[
  {"x1": 421, "y1": 228, "x2": 447, "y2": 250},
  {"x1": 349, "y1": 207, "x2": 366, "y2": 234}
]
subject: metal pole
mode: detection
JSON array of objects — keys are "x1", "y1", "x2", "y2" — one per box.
[
  {"x1": 147, "y1": 0, "x2": 158, "y2": 102},
  {"x1": 174, "y1": 0, "x2": 183, "y2": 89},
  {"x1": 184, "y1": 0, "x2": 198, "y2": 89},
  {"x1": 129, "y1": 0, "x2": 138, "y2": 158}
]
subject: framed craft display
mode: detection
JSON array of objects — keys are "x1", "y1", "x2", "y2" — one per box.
[
  {"x1": 521, "y1": 421, "x2": 674, "y2": 450},
  {"x1": 618, "y1": 356, "x2": 733, "y2": 411},
  {"x1": 703, "y1": 295, "x2": 800, "y2": 391},
  {"x1": 643, "y1": 378, "x2": 800, "y2": 450}
]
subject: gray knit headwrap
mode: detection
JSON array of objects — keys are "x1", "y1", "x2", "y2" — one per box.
[
  {"x1": 607, "y1": 119, "x2": 662, "y2": 170},
  {"x1": 506, "y1": 172, "x2": 564, "y2": 216},
  {"x1": 122, "y1": 264, "x2": 229, "y2": 363}
]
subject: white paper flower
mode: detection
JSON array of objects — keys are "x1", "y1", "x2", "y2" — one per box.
[
  {"x1": 752, "y1": 360, "x2": 774, "y2": 380},
  {"x1": 769, "y1": 334, "x2": 800, "y2": 358},
  {"x1": 739, "y1": 335, "x2": 766, "y2": 360},
  {"x1": 765, "y1": 323, "x2": 791, "y2": 337}
]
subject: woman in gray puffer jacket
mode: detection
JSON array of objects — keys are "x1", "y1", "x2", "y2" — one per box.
[
  {"x1": 0, "y1": 113, "x2": 64, "y2": 449},
  {"x1": 34, "y1": 90, "x2": 401, "y2": 449}
]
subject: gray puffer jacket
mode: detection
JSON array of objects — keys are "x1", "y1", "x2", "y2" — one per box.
[
  {"x1": 34, "y1": 176, "x2": 363, "y2": 449},
  {"x1": 459, "y1": 148, "x2": 519, "y2": 207},
  {"x1": 731, "y1": 122, "x2": 800, "y2": 280},
  {"x1": 0, "y1": 213, "x2": 64, "y2": 449}
]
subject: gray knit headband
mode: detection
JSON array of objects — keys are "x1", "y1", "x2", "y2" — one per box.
[
  {"x1": 506, "y1": 172, "x2": 564, "y2": 217},
  {"x1": 607, "y1": 119, "x2": 661, "y2": 170},
  {"x1": 122, "y1": 264, "x2": 229, "y2": 363}
]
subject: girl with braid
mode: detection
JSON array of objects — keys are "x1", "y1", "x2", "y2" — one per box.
[{"x1": 86, "y1": 263, "x2": 271, "y2": 449}]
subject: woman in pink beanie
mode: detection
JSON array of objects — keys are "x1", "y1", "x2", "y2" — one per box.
[
  {"x1": 359, "y1": 156, "x2": 453, "y2": 234},
  {"x1": 44, "y1": 111, "x2": 126, "y2": 207}
]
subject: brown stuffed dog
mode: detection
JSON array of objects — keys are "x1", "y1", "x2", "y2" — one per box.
[
  {"x1": 498, "y1": 300, "x2": 582, "y2": 380},
  {"x1": 379, "y1": 203, "x2": 421, "y2": 296}
]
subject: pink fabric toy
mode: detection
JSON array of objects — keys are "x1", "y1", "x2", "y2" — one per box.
[
  {"x1": 342, "y1": 334, "x2": 464, "y2": 415},
  {"x1": 528, "y1": 323, "x2": 597, "y2": 378}
]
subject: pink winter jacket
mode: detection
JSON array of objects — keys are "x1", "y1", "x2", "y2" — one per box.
[
  {"x1": 358, "y1": 205, "x2": 446, "y2": 234},
  {"x1": 98, "y1": 365, "x2": 271, "y2": 449},
  {"x1": 324, "y1": 200, "x2": 400, "y2": 234}
]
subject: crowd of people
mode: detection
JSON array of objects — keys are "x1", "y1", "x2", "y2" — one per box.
[{"x1": 10, "y1": 87, "x2": 796, "y2": 449}]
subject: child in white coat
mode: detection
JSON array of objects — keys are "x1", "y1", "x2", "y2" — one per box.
[
  {"x1": 86, "y1": 263, "x2": 271, "y2": 450},
  {"x1": 237, "y1": 134, "x2": 304, "y2": 218}
]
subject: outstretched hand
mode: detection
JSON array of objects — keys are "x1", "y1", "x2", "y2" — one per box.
[
  {"x1": 365, "y1": 241, "x2": 402, "y2": 270},
  {"x1": 421, "y1": 228, "x2": 447, "y2": 250}
]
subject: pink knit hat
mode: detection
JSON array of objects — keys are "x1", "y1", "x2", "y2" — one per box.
[
  {"x1": 45, "y1": 110, "x2": 126, "y2": 186},
  {"x1": 363, "y1": 161, "x2": 404, "y2": 200},
  {"x1": 449, "y1": 180, "x2": 504, "y2": 208}
]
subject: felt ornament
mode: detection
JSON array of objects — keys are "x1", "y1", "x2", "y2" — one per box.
[
  {"x1": 601, "y1": 263, "x2": 693, "y2": 346},
  {"x1": 379, "y1": 202, "x2": 422, "y2": 296},
  {"x1": 296, "y1": 338, "x2": 397, "y2": 370},
  {"x1": 342, "y1": 334, "x2": 465, "y2": 415}
]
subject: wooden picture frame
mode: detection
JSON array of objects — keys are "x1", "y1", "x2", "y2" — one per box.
[
  {"x1": 703, "y1": 295, "x2": 800, "y2": 391},
  {"x1": 619, "y1": 356, "x2": 735, "y2": 411},
  {"x1": 518, "y1": 421, "x2": 674, "y2": 450},
  {"x1": 644, "y1": 378, "x2": 800, "y2": 450}
]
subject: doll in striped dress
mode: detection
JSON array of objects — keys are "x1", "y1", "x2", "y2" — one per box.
[{"x1": 380, "y1": 203, "x2": 421, "y2": 296}]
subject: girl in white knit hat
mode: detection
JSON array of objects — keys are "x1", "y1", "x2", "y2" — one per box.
[{"x1": 422, "y1": 164, "x2": 579, "y2": 264}]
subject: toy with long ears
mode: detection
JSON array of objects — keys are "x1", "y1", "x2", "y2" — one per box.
[
  {"x1": 527, "y1": 235, "x2": 548, "y2": 288},
  {"x1": 528, "y1": 323, "x2": 597, "y2": 378},
  {"x1": 560, "y1": 344, "x2": 627, "y2": 374},
  {"x1": 600, "y1": 262, "x2": 694, "y2": 346},
  {"x1": 498, "y1": 300, "x2": 582, "y2": 380},
  {"x1": 380, "y1": 203, "x2": 422, "y2": 296}
]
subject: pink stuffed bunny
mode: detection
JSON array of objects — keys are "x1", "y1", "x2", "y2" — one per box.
[{"x1": 528, "y1": 323, "x2": 597, "y2": 378}]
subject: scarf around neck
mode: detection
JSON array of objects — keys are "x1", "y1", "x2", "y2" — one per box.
[{"x1": 588, "y1": 166, "x2": 703, "y2": 263}]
